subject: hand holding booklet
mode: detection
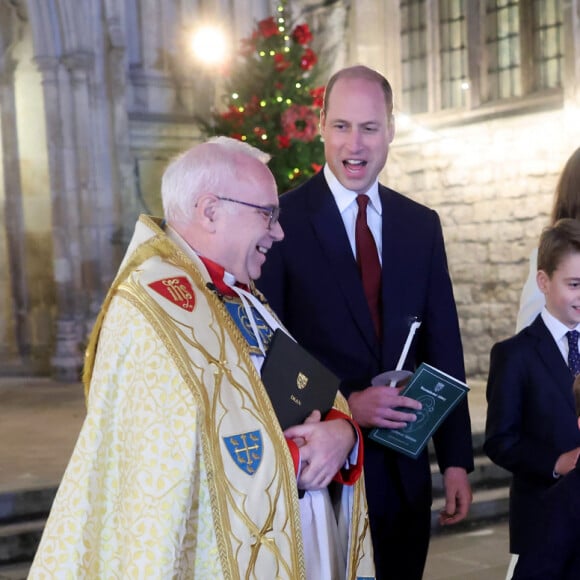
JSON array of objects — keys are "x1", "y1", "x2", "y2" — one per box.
[
  {"x1": 369, "y1": 363, "x2": 469, "y2": 459},
  {"x1": 260, "y1": 329, "x2": 339, "y2": 430}
]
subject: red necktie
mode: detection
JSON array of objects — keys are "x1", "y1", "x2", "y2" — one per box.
[{"x1": 355, "y1": 194, "x2": 382, "y2": 336}]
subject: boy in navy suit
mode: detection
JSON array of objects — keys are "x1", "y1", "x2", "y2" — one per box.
[
  {"x1": 485, "y1": 218, "x2": 580, "y2": 572},
  {"x1": 511, "y1": 376, "x2": 580, "y2": 579}
]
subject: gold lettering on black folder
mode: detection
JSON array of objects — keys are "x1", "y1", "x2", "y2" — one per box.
[{"x1": 261, "y1": 329, "x2": 339, "y2": 430}]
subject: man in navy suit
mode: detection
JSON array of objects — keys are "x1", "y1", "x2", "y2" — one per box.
[
  {"x1": 485, "y1": 218, "x2": 580, "y2": 574},
  {"x1": 257, "y1": 65, "x2": 474, "y2": 580}
]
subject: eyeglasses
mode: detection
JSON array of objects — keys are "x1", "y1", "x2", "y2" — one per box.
[{"x1": 216, "y1": 196, "x2": 281, "y2": 230}]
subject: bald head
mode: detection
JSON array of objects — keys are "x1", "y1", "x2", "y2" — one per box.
[{"x1": 322, "y1": 65, "x2": 394, "y2": 118}]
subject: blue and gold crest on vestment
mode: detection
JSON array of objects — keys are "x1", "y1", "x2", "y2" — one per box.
[
  {"x1": 223, "y1": 298, "x2": 273, "y2": 355},
  {"x1": 224, "y1": 430, "x2": 263, "y2": 475}
]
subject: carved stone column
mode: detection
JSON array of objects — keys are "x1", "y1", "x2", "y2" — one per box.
[
  {"x1": 104, "y1": 15, "x2": 141, "y2": 261},
  {"x1": 0, "y1": 53, "x2": 31, "y2": 363},
  {"x1": 35, "y1": 55, "x2": 84, "y2": 381},
  {"x1": 62, "y1": 51, "x2": 106, "y2": 333}
]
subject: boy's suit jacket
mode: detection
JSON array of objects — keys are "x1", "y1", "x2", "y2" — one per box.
[
  {"x1": 257, "y1": 171, "x2": 473, "y2": 543},
  {"x1": 484, "y1": 314, "x2": 580, "y2": 554}
]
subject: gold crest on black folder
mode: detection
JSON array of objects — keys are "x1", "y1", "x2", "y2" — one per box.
[
  {"x1": 261, "y1": 329, "x2": 339, "y2": 430},
  {"x1": 296, "y1": 372, "x2": 308, "y2": 390}
]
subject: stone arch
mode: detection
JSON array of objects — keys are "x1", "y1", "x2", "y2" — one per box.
[{"x1": 1, "y1": 0, "x2": 328, "y2": 378}]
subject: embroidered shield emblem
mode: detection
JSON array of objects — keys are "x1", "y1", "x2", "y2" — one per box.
[
  {"x1": 224, "y1": 430, "x2": 263, "y2": 475},
  {"x1": 149, "y1": 277, "x2": 195, "y2": 312}
]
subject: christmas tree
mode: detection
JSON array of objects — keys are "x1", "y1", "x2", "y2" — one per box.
[{"x1": 198, "y1": 2, "x2": 325, "y2": 193}]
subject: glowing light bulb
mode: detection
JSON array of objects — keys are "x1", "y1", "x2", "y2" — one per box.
[{"x1": 191, "y1": 26, "x2": 229, "y2": 66}]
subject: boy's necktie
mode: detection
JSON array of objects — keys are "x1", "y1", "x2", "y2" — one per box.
[
  {"x1": 355, "y1": 195, "x2": 381, "y2": 337},
  {"x1": 566, "y1": 330, "x2": 580, "y2": 376}
]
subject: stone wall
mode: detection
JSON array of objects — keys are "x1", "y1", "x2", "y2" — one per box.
[{"x1": 386, "y1": 108, "x2": 578, "y2": 380}]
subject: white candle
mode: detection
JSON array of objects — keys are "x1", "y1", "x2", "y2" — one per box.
[{"x1": 389, "y1": 320, "x2": 422, "y2": 386}]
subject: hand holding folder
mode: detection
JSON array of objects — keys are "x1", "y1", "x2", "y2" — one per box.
[
  {"x1": 369, "y1": 363, "x2": 469, "y2": 458},
  {"x1": 260, "y1": 329, "x2": 340, "y2": 430}
]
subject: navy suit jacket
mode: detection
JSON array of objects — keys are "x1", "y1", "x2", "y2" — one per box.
[
  {"x1": 512, "y1": 463, "x2": 580, "y2": 579},
  {"x1": 484, "y1": 314, "x2": 580, "y2": 554},
  {"x1": 258, "y1": 171, "x2": 473, "y2": 510}
]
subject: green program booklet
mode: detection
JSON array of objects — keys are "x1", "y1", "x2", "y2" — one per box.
[{"x1": 368, "y1": 363, "x2": 469, "y2": 459}]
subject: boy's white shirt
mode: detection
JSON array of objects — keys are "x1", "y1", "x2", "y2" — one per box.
[{"x1": 540, "y1": 307, "x2": 580, "y2": 363}]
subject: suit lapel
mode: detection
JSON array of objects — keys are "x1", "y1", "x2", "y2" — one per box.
[
  {"x1": 305, "y1": 174, "x2": 380, "y2": 358},
  {"x1": 379, "y1": 186, "x2": 397, "y2": 331},
  {"x1": 528, "y1": 316, "x2": 576, "y2": 413},
  {"x1": 377, "y1": 186, "x2": 418, "y2": 366}
]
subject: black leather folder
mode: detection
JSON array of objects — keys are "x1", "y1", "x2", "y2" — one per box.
[{"x1": 260, "y1": 329, "x2": 340, "y2": 430}]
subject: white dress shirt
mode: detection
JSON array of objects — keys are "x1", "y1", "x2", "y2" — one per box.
[
  {"x1": 323, "y1": 164, "x2": 382, "y2": 264},
  {"x1": 540, "y1": 307, "x2": 580, "y2": 364}
]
